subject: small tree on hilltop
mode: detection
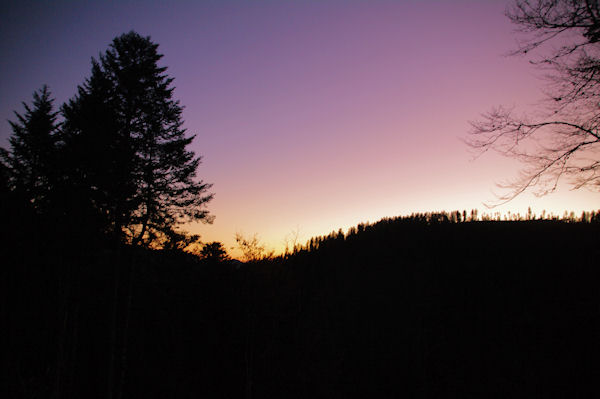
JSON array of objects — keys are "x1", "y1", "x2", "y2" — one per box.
[
  {"x1": 200, "y1": 242, "x2": 230, "y2": 262},
  {"x1": 235, "y1": 233, "x2": 274, "y2": 262}
]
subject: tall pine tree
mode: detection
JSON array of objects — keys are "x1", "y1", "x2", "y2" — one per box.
[
  {"x1": 61, "y1": 58, "x2": 138, "y2": 240},
  {"x1": 63, "y1": 31, "x2": 213, "y2": 246},
  {"x1": 3, "y1": 85, "x2": 59, "y2": 213}
]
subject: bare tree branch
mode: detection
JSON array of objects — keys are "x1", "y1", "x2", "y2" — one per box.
[{"x1": 469, "y1": 0, "x2": 600, "y2": 205}]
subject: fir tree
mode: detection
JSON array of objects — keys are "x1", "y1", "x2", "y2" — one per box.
[
  {"x1": 63, "y1": 31, "x2": 213, "y2": 246},
  {"x1": 2, "y1": 85, "x2": 59, "y2": 212},
  {"x1": 61, "y1": 58, "x2": 138, "y2": 239},
  {"x1": 2, "y1": 85, "x2": 58, "y2": 208}
]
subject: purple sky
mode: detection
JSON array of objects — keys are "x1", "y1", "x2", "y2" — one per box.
[{"x1": 2, "y1": 1, "x2": 597, "y2": 255}]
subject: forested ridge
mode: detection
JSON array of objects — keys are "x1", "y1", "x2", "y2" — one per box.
[
  {"x1": 3, "y1": 17, "x2": 600, "y2": 397},
  {"x1": 4, "y1": 214, "x2": 600, "y2": 398}
]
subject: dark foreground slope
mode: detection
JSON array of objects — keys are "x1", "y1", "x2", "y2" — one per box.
[{"x1": 4, "y1": 219, "x2": 600, "y2": 398}]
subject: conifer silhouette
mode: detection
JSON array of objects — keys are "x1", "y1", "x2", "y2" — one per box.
[
  {"x1": 3, "y1": 85, "x2": 59, "y2": 213},
  {"x1": 62, "y1": 31, "x2": 213, "y2": 245}
]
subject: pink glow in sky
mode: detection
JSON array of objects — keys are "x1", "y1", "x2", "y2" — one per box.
[{"x1": 1, "y1": 1, "x2": 597, "y2": 256}]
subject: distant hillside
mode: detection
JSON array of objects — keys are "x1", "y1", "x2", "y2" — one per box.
[{"x1": 5, "y1": 214, "x2": 600, "y2": 398}]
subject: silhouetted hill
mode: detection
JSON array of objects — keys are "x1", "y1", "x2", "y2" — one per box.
[{"x1": 4, "y1": 214, "x2": 600, "y2": 398}]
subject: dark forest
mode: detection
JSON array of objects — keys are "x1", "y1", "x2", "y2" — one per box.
[
  {"x1": 4, "y1": 211, "x2": 600, "y2": 398},
  {"x1": 3, "y1": 2, "x2": 600, "y2": 396}
]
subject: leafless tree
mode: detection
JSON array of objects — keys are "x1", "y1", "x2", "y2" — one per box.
[
  {"x1": 235, "y1": 232, "x2": 274, "y2": 262},
  {"x1": 468, "y1": 0, "x2": 600, "y2": 205},
  {"x1": 282, "y1": 226, "x2": 302, "y2": 255}
]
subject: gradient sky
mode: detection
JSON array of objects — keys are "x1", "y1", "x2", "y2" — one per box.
[{"x1": 2, "y1": 0, "x2": 598, "y2": 256}]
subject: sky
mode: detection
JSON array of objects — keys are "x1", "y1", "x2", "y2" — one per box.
[{"x1": 1, "y1": 0, "x2": 598, "y2": 256}]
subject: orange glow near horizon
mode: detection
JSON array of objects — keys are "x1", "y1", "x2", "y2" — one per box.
[{"x1": 1, "y1": 1, "x2": 598, "y2": 258}]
